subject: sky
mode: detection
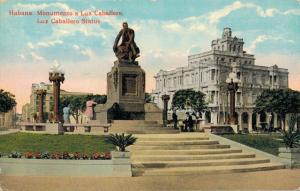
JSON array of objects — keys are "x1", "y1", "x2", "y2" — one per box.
[{"x1": 0, "y1": 0, "x2": 299, "y2": 113}]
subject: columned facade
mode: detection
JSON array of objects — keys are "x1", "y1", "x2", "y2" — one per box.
[{"x1": 152, "y1": 27, "x2": 289, "y2": 132}]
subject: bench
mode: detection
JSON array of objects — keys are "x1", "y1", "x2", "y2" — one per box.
[{"x1": 63, "y1": 123, "x2": 111, "y2": 133}]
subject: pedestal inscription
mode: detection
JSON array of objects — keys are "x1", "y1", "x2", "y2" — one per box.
[{"x1": 122, "y1": 74, "x2": 137, "y2": 96}]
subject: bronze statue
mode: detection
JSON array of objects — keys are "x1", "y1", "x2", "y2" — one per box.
[{"x1": 113, "y1": 22, "x2": 140, "y2": 62}]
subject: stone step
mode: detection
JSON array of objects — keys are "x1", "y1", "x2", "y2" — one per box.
[
  {"x1": 112, "y1": 120, "x2": 158, "y2": 125},
  {"x1": 133, "y1": 132, "x2": 207, "y2": 138},
  {"x1": 137, "y1": 137, "x2": 210, "y2": 141},
  {"x1": 132, "y1": 153, "x2": 256, "y2": 162},
  {"x1": 132, "y1": 158, "x2": 270, "y2": 169},
  {"x1": 126, "y1": 129, "x2": 179, "y2": 134},
  {"x1": 133, "y1": 162, "x2": 285, "y2": 176},
  {"x1": 131, "y1": 148, "x2": 242, "y2": 156},
  {"x1": 130, "y1": 144, "x2": 231, "y2": 150},
  {"x1": 111, "y1": 124, "x2": 163, "y2": 128},
  {"x1": 135, "y1": 140, "x2": 219, "y2": 146}
]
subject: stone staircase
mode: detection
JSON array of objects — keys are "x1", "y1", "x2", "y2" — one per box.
[
  {"x1": 109, "y1": 120, "x2": 179, "y2": 134},
  {"x1": 130, "y1": 133, "x2": 285, "y2": 176}
]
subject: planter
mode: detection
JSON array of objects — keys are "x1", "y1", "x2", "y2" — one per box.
[
  {"x1": 111, "y1": 151, "x2": 131, "y2": 159},
  {"x1": 0, "y1": 158, "x2": 132, "y2": 177},
  {"x1": 278, "y1": 147, "x2": 300, "y2": 168}
]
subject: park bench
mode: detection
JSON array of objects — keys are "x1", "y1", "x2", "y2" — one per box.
[{"x1": 63, "y1": 123, "x2": 111, "y2": 133}]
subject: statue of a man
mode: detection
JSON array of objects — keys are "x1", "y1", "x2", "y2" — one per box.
[{"x1": 113, "y1": 22, "x2": 140, "y2": 62}]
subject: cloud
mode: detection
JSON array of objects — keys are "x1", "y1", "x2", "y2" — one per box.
[
  {"x1": 27, "y1": 42, "x2": 34, "y2": 49},
  {"x1": 247, "y1": 35, "x2": 294, "y2": 53},
  {"x1": 208, "y1": 1, "x2": 300, "y2": 25},
  {"x1": 80, "y1": 48, "x2": 93, "y2": 58},
  {"x1": 30, "y1": 52, "x2": 44, "y2": 61},
  {"x1": 284, "y1": 9, "x2": 300, "y2": 15},
  {"x1": 36, "y1": 40, "x2": 63, "y2": 48},
  {"x1": 73, "y1": 44, "x2": 80, "y2": 50},
  {"x1": 162, "y1": 23, "x2": 182, "y2": 32}
]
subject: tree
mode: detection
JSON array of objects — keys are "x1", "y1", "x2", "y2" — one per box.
[
  {"x1": 60, "y1": 95, "x2": 86, "y2": 123},
  {"x1": 60, "y1": 94, "x2": 107, "y2": 123},
  {"x1": 171, "y1": 89, "x2": 207, "y2": 115},
  {"x1": 254, "y1": 89, "x2": 300, "y2": 130},
  {"x1": 0, "y1": 89, "x2": 16, "y2": 113}
]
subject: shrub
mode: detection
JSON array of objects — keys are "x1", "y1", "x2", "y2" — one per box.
[
  {"x1": 9, "y1": 151, "x2": 22, "y2": 158},
  {"x1": 68, "y1": 153, "x2": 75, "y2": 159},
  {"x1": 51, "y1": 152, "x2": 62, "y2": 159},
  {"x1": 41, "y1": 151, "x2": 50, "y2": 159},
  {"x1": 105, "y1": 133, "x2": 137, "y2": 152},
  {"x1": 74, "y1": 152, "x2": 82, "y2": 160},
  {"x1": 62, "y1": 152, "x2": 69, "y2": 159},
  {"x1": 282, "y1": 114, "x2": 300, "y2": 148},
  {"x1": 91, "y1": 152, "x2": 101, "y2": 160},
  {"x1": 82, "y1": 153, "x2": 89, "y2": 160},
  {"x1": 105, "y1": 152, "x2": 111, "y2": 159}
]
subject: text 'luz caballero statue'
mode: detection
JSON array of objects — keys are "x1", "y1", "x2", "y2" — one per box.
[{"x1": 113, "y1": 22, "x2": 140, "y2": 63}]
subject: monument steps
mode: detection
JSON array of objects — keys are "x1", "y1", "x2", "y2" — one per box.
[
  {"x1": 131, "y1": 148, "x2": 242, "y2": 155},
  {"x1": 135, "y1": 140, "x2": 219, "y2": 146},
  {"x1": 112, "y1": 120, "x2": 159, "y2": 125},
  {"x1": 131, "y1": 153, "x2": 256, "y2": 162},
  {"x1": 109, "y1": 120, "x2": 179, "y2": 134},
  {"x1": 132, "y1": 158, "x2": 270, "y2": 168},
  {"x1": 130, "y1": 144, "x2": 231, "y2": 150},
  {"x1": 131, "y1": 133, "x2": 285, "y2": 176},
  {"x1": 133, "y1": 162, "x2": 285, "y2": 176}
]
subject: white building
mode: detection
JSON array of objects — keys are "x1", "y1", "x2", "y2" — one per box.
[{"x1": 152, "y1": 28, "x2": 289, "y2": 131}]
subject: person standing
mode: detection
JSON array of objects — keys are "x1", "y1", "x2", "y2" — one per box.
[
  {"x1": 84, "y1": 98, "x2": 97, "y2": 121},
  {"x1": 172, "y1": 110, "x2": 178, "y2": 129}
]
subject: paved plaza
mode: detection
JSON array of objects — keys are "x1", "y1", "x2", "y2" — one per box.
[{"x1": 1, "y1": 169, "x2": 300, "y2": 191}]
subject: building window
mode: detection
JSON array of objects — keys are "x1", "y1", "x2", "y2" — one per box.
[
  {"x1": 237, "y1": 72, "x2": 241, "y2": 79},
  {"x1": 237, "y1": 92, "x2": 241, "y2": 105},
  {"x1": 211, "y1": 69, "x2": 215, "y2": 81}
]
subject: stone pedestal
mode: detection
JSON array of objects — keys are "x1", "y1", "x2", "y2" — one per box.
[{"x1": 95, "y1": 60, "x2": 155, "y2": 123}]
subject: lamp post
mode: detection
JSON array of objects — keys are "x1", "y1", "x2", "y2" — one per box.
[
  {"x1": 49, "y1": 62, "x2": 65, "y2": 123},
  {"x1": 35, "y1": 83, "x2": 47, "y2": 123},
  {"x1": 161, "y1": 94, "x2": 170, "y2": 127},
  {"x1": 226, "y1": 72, "x2": 240, "y2": 125}
]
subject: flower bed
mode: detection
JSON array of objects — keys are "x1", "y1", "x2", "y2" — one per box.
[{"x1": 1, "y1": 151, "x2": 112, "y2": 160}]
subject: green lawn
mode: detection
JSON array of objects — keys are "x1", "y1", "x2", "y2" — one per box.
[
  {"x1": 0, "y1": 133, "x2": 115, "y2": 154},
  {"x1": 222, "y1": 134, "x2": 285, "y2": 156}
]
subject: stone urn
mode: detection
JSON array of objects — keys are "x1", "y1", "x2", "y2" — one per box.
[
  {"x1": 278, "y1": 147, "x2": 300, "y2": 168},
  {"x1": 111, "y1": 151, "x2": 131, "y2": 159}
]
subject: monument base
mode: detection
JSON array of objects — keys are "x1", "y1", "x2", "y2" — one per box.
[{"x1": 94, "y1": 60, "x2": 163, "y2": 124}]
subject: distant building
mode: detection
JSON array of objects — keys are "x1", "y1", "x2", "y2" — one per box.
[
  {"x1": 21, "y1": 82, "x2": 90, "y2": 122},
  {"x1": 152, "y1": 28, "x2": 289, "y2": 131},
  {"x1": 0, "y1": 107, "x2": 17, "y2": 128}
]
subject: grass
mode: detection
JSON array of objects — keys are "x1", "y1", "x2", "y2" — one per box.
[
  {"x1": 0, "y1": 133, "x2": 115, "y2": 154},
  {"x1": 222, "y1": 134, "x2": 286, "y2": 156}
]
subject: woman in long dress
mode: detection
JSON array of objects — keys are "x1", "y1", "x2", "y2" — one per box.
[{"x1": 84, "y1": 98, "x2": 97, "y2": 121}]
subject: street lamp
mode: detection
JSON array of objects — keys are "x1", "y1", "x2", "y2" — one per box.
[
  {"x1": 226, "y1": 71, "x2": 240, "y2": 125},
  {"x1": 35, "y1": 83, "x2": 47, "y2": 123},
  {"x1": 49, "y1": 61, "x2": 65, "y2": 123}
]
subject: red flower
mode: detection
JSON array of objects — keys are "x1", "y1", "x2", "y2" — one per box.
[
  {"x1": 34, "y1": 152, "x2": 42, "y2": 159},
  {"x1": 24, "y1": 152, "x2": 34, "y2": 159}
]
